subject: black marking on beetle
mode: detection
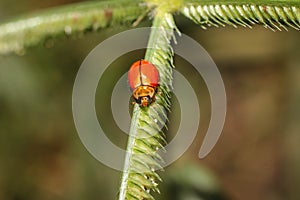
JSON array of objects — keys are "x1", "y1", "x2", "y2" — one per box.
[{"x1": 138, "y1": 59, "x2": 144, "y2": 86}]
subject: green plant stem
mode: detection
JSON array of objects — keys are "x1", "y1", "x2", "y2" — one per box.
[
  {"x1": 0, "y1": 0, "x2": 144, "y2": 55},
  {"x1": 119, "y1": 105, "x2": 140, "y2": 199},
  {"x1": 182, "y1": 0, "x2": 300, "y2": 30},
  {"x1": 119, "y1": 11, "x2": 177, "y2": 200},
  {"x1": 1, "y1": 0, "x2": 299, "y2": 55},
  {"x1": 184, "y1": 0, "x2": 300, "y2": 6}
]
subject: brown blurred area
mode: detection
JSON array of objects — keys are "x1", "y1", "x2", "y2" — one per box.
[
  {"x1": 1, "y1": 1, "x2": 300, "y2": 200},
  {"x1": 179, "y1": 23, "x2": 300, "y2": 200}
]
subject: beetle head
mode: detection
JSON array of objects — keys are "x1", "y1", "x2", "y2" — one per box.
[{"x1": 140, "y1": 96, "x2": 151, "y2": 107}]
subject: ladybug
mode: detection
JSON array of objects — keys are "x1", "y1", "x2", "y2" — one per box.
[{"x1": 128, "y1": 60, "x2": 160, "y2": 107}]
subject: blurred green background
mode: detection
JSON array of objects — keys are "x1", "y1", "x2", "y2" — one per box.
[{"x1": 1, "y1": 1, "x2": 300, "y2": 200}]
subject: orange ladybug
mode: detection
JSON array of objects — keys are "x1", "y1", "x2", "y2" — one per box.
[{"x1": 128, "y1": 60, "x2": 159, "y2": 107}]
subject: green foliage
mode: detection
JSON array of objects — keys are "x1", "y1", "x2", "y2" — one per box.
[
  {"x1": 0, "y1": 0, "x2": 300, "y2": 55},
  {"x1": 182, "y1": 1, "x2": 300, "y2": 31}
]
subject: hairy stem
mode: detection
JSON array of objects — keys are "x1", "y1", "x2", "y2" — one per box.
[
  {"x1": 119, "y1": 11, "x2": 178, "y2": 200},
  {"x1": 184, "y1": 0, "x2": 300, "y2": 6},
  {"x1": 182, "y1": 0, "x2": 300, "y2": 30},
  {"x1": 0, "y1": 0, "x2": 144, "y2": 55}
]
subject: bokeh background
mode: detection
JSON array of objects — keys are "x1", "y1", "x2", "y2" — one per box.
[{"x1": 1, "y1": 0, "x2": 300, "y2": 200}]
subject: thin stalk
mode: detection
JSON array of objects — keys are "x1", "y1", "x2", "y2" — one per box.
[
  {"x1": 184, "y1": 0, "x2": 300, "y2": 6},
  {"x1": 182, "y1": 0, "x2": 300, "y2": 30},
  {"x1": 119, "y1": 105, "x2": 140, "y2": 199},
  {"x1": 0, "y1": 0, "x2": 144, "y2": 55}
]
